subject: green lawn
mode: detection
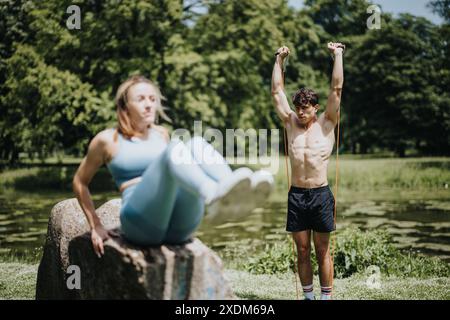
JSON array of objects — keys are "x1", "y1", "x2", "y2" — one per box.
[
  {"x1": 1, "y1": 262, "x2": 448, "y2": 300},
  {"x1": 2, "y1": 156, "x2": 449, "y2": 200},
  {"x1": 0, "y1": 263, "x2": 37, "y2": 300},
  {"x1": 225, "y1": 270, "x2": 450, "y2": 300},
  {"x1": 1, "y1": 156, "x2": 449, "y2": 300}
]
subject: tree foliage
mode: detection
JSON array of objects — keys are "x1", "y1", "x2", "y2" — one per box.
[{"x1": 0, "y1": 0, "x2": 448, "y2": 163}]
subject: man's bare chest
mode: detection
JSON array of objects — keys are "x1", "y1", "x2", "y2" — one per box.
[{"x1": 289, "y1": 123, "x2": 334, "y2": 153}]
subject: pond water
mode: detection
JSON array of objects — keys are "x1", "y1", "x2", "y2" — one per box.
[
  {"x1": 198, "y1": 198, "x2": 450, "y2": 262},
  {"x1": 1, "y1": 173, "x2": 449, "y2": 263}
]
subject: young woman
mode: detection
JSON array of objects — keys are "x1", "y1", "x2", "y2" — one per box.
[{"x1": 72, "y1": 75, "x2": 273, "y2": 257}]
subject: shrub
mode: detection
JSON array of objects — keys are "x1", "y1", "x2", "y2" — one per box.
[{"x1": 243, "y1": 227, "x2": 450, "y2": 279}]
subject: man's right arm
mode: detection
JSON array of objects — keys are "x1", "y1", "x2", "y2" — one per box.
[{"x1": 271, "y1": 46, "x2": 292, "y2": 124}]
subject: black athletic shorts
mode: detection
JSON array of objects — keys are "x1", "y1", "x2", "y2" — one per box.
[{"x1": 286, "y1": 185, "x2": 336, "y2": 233}]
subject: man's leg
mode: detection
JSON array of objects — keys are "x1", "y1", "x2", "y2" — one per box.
[
  {"x1": 313, "y1": 231, "x2": 333, "y2": 300},
  {"x1": 292, "y1": 230, "x2": 314, "y2": 300}
]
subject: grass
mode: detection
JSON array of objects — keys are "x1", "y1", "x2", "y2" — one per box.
[
  {"x1": 327, "y1": 158, "x2": 450, "y2": 190},
  {"x1": 1, "y1": 156, "x2": 449, "y2": 200},
  {"x1": 0, "y1": 156, "x2": 448, "y2": 299},
  {"x1": 1, "y1": 228, "x2": 448, "y2": 300},
  {"x1": 0, "y1": 166, "x2": 116, "y2": 192},
  {"x1": 225, "y1": 270, "x2": 450, "y2": 300},
  {"x1": 0, "y1": 248, "x2": 44, "y2": 265},
  {"x1": 0, "y1": 263, "x2": 37, "y2": 300},
  {"x1": 225, "y1": 228, "x2": 450, "y2": 279},
  {"x1": 2, "y1": 156, "x2": 449, "y2": 187},
  {"x1": 268, "y1": 156, "x2": 450, "y2": 202},
  {"x1": 0, "y1": 262, "x2": 448, "y2": 300},
  {"x1": 277, "y1": 157, "x2": 450, "y2": 185}
]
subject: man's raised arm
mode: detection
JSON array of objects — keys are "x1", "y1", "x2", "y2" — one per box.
[
  {"x1": 325, "y1": 42, "x2": 345, "y2": 125},
  {"x1": 271, "y1": 46, "x2": 292, "y2": 123}
]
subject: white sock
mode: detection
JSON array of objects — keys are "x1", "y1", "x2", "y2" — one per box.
[
  {"x1": 320, "y1": 286, "x2": 332, "y2": 300},
  {"x1": 302, "y1": 284, "x2": 315, "y2": 300}
]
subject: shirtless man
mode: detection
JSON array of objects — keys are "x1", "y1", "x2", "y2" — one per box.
[{"x1": 271, "y1": 43, "x2": 344, "y2": 300}]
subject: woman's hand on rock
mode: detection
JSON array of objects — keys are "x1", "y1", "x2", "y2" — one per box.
[{"x1": 91, "y1": 224, "x2": 110, "y2": 258}]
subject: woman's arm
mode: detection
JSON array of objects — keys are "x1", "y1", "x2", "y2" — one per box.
[{"x1": 72, "y1": 130, "x2": 110, "y2": 257}]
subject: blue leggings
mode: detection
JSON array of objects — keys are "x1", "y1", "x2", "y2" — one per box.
[{"x1": 120, "y1": 137, "x2": 231, "y2": 245}]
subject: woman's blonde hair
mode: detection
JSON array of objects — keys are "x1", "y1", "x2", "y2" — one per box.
[{"x1": 114, "y1": 75, "x2": 171, "y2": 140}]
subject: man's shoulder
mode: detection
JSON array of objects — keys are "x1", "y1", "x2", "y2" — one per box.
[{"x1": 318, "y1": 113, "x2": 336, "y2": 133}]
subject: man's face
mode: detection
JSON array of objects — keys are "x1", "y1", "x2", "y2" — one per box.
[{"x1": 295, "y1": 103, "x2": 318, "y2": 124}]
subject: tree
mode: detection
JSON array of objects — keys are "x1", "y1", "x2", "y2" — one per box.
[
  {"x1": 1, "y1": 0, "x2": 447, "y2": 161},
  {"x1": 1, "y1": 45, "x2": 113, "y2": 163},
  {"x1": 427, "y1": 0, "x2": 450, "y2": 22},
  {"x1": 304, "y1": 0, "x2": 371, "y2": 37},
  {"x1": 345, "y1": 14, "x2": 449, "y2": 156}
]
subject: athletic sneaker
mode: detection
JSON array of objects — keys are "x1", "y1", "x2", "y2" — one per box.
[{"x1": 204, "y1": 167, "x2": 253, "y2": 224}]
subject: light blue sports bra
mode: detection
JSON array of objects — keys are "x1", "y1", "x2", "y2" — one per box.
[{"x1": 106, "y1": 128, "x2": 167, "y2": 188}]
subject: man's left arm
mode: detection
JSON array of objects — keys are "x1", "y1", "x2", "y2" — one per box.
[{"x1": 325, "y1": 42, "x2": 344, "y2": 125}]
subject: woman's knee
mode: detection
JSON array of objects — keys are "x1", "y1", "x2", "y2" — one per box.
[
  {"x1": 165, "y1": 139, "x2": 195, "y2": 166},
  {"x1": 186, "y1": 136, "x2": 207, "y2": 151},
  {"x1": 186, "y1": 136, "x2": 226, "y2": 166}
]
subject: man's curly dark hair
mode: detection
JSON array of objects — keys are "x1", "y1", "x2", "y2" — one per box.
[{"x1": 292, "y1": 88, "x2": 319, "y2": 107}]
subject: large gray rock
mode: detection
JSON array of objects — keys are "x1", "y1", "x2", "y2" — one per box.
[
  {"x1": 35, "y1": 198, "x2": 121, "y2": 299},
  {"x1": 36, "y1": 198, "x2": 235, "y2": 300}
]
